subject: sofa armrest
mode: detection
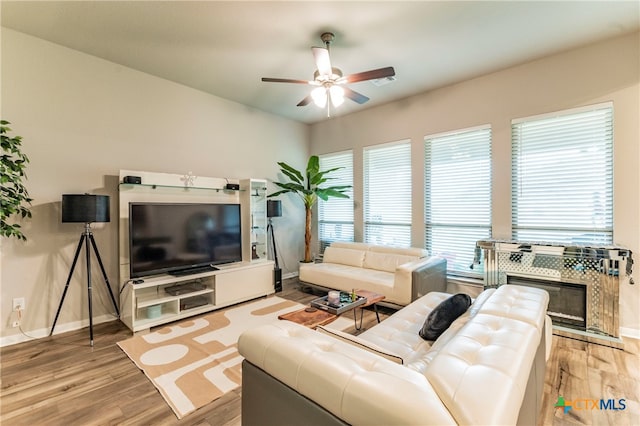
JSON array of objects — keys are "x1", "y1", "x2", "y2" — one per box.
[
  {"x1": 238, "y1": 321, "x2": 457, "y2": 425},
  {"x1": 396, "y1": 256, "x2": 447, "y2": 301}
]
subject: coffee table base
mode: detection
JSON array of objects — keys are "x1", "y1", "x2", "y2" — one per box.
[
  {"x1": 353, "y1": 289, "x2": 385, "y2": 330},
  {"x1": 278, "y1": 308, "x2": 337, "y2": 329}
]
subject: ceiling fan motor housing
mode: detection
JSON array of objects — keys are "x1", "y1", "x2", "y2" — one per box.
[{"x1": 313, "y1": 67, "x2": 343, "y2": 83}]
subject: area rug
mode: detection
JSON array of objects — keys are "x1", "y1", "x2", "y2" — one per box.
[{"x1": 117, "y1": 296, "x2": 304, "y2": 419}]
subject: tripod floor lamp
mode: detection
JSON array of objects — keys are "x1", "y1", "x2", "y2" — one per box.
[
  {"x1": 51, "y1": 194, "x2": 120, "y2": 346},
  {"x1": 267, "y1": 199, "x2": 282, "y2": 292}
]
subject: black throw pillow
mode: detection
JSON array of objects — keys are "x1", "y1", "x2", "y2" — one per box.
[{"x1": 418, "y1": 293, "x2": 472, "y2": 341}]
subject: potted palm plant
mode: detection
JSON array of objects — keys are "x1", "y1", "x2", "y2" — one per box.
[
  {"x1": 1, "y1": 120, "x2": 33, "y2": 241},
  {"x1": 269, "y1": 155, "x2": 350, "y2": 263}
]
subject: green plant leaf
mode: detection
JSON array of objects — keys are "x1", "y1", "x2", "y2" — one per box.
[
  {"x1": 1, "y1": 120, "x2": 32, "y2": 241},
  {"x1": 306, "y1": 155, "x2": 320, "y2": 176},
  {"x1": 277, "y1": 162, "x2": 303, "y2": 183},
  {"x1": 316, "y1": 188, "x2": 350, "y2": 200},
  {"x1": 273, "y1": 181, "x2": 305, "y2": 192}
]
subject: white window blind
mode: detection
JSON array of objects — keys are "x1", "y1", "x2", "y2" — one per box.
[
  {"x1": 364, "y1": 140, "x2": 412, "y2": 247},
  {"x1": 318, "y1": 151, "x2": 354, "y2": 253},
  {"x1": 425, "y1": 126, "x2": 492, "y2": 274},
  {"x1": 511, "y1": 103, "x2": 613, "y2": 245}
]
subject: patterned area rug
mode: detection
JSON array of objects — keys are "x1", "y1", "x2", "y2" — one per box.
[{"x1": 117, "y1": 296, "x2": 304, "y2": 419}]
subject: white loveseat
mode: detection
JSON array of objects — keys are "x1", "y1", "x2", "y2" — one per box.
[
  {"x1": 299, "y1": 242, "x2": 447, "y2": 306},
  {"x1": 238, "y1": 285, "x2": 551, "y2": 426}
]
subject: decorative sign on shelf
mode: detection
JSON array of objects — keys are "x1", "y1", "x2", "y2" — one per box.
[{"x1": 180, "y1": 171, "x2": 197, "y2": 187}]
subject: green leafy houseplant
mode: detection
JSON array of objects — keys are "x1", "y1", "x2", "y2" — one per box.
[
  {"x1": 1, "y1": 120, "x2": 33, "y2": 241},
  {"x1": 269, "y1": 155, "x2": 350, "y2": 263}
]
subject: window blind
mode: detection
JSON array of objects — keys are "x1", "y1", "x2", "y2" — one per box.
[
  {"x1": 364, "y1": 140, "x2": 412, "y2": 247},
  {"x1": 425, "y1": 126, "x2": 492, "y2": 274},
  {"x1": 318, "y1": 151, "x2": 354, "y2": 252},
  {"x1": 511, "y1": 103, "x2": 613, "y2": 245}
]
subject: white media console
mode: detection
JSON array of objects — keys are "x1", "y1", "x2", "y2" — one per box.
[{"x1": 118, "y1": 170, "x2": 274, "y2": 332}]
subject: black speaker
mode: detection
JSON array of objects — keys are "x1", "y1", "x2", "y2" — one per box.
[
  {"x1": 274, "y1": 267, "x2": 282, "y2": 292},
  {"x1": 267, "y1": 199, "x2": 282, "y2": 218},
  {"x1": 62, "y1": 194, "x2": 110, "y2": 223},
  {"x1": 123, "y1": 175, "x2": 141, "y2": 184},
  {"x1": 225, "y1": 183, "x2": 240, "y2": 190}
]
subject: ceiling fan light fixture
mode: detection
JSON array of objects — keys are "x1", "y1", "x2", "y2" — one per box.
[
  {"x1": 311, "y1": 86, "x2": 327, "y2": 107},
  {"x1": 329, "y1": 85, "x2": 345, "y2": 107}
]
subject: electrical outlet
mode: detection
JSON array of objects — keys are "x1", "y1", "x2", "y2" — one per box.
[
  {"x1": 13, "y1": 297, "x2": 25, "y2": 311},
  {"x1": 9, "y1": 310, "x2": 20, "y2": 328}
]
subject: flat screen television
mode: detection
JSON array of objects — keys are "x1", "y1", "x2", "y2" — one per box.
[{"x1": 129, "y1": 202, "x2": 242, "y2": 278}]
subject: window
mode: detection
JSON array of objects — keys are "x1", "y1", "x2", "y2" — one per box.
[
  {"x1": 425, "y1": 126, "x2": 492, "y2": 274},
  {"x1": 363, "y1": 140, "x2": 412, "y2": 247},
  {"x1": 318, "y1": 151, "x2": 354, "y2": 252},
  {"x1": 511, "y1": 103, "x2": 613, "y2": 245}
]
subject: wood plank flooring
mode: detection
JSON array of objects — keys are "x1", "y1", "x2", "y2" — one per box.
[{"x1": 2, "y1": 278, "x2": 638, "y2": 425}]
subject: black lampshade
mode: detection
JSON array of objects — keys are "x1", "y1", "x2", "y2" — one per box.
[
  {"x1": 267, "y1": 199, "x2": 282, "y2": 218},
  {"x1": 62, "y1": 194, "x2": 110, "y2": 223}
]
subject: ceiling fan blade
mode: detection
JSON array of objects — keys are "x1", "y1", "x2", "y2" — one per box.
[
  {"x1": 343, "y1": 87, "x2": 370, "y2": 104},
  {"x1": 343, "y1": 66, "x2": 396, "y2": 83},
  {"x1": 297, "y1": 95, "x2": 312, "y2": 107},
  {"x1": 312, "y1": 47, "x2": 332, "y2": 77},
  {"x1": 262, "y1": 77, "x2": 313, "y2": 84}
]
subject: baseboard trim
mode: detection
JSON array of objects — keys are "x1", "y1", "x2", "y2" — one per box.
[
  {"x1": 620, "y1": 327, "x2": 640, "y2": 340},
  {"x1": 0, "y1": 314, "x2": 117, "y2": 347}
]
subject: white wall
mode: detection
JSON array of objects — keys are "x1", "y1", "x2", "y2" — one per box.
[
  {"x1": 309, "y1": 32, "x2": 640, "y2": 336},
  {"x1": 0, "y1": 28, "x2": 309, "y2": 345}
]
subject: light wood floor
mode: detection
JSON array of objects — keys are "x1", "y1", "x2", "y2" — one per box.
[{"x1": 1, "y1": 278, "x2": 638, "y2": 425}]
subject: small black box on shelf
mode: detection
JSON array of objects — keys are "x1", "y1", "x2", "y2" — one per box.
[
  {"x1": 123, "y1": 175, "x2": 141, "y2": 184},
  {"x1": 225, "y1": 183, "x2": 240, "y2": 190},
  {"x1": 180, "y1": 295, "x2": 209, "y2": 311}
]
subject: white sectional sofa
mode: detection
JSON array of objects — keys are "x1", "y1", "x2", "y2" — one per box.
[
  {"x1": 299, "y1": 241, "x2": 447, "y2": 306},
  {"x1": 238, "y1": 285, "x2": 551, "y2": 426}
]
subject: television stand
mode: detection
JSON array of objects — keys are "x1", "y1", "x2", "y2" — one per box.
[
  {"x1": 169, "y1": 265, "x2": 219, "y2": 277},
  {"x1": 119, "y1": 261, "x2": 275, "y2": 333}
]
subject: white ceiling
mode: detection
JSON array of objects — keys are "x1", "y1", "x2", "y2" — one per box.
[{"x1": 2, "y1": 1, "x2": 639, "y2": 124}]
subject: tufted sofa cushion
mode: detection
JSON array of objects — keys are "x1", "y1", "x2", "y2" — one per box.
[
  {"x1": 405, "y1": 288, "x2": 496, "y2": 373},
  {"x1": 425, "y1": 313, "x2": 539, "y2": 425},
  {"x1": 422, "y1": 285, "x2": 548, "y2": 425},
  {"x1": 477, "y1": 284, "x2": 549, "y2": 332},
  {"x1": 238, "y1": 320, "x2": 458, "y2": 425},
  {"x1": 356, "y1": 291, "x2": 451, "y2": 363}
]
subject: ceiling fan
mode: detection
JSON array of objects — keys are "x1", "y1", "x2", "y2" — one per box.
[{"x1": 261, "y1": 32, "x2": 396, "y2": 116}]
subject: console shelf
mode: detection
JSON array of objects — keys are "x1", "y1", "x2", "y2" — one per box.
[
  {"x1": 120, "y1": 261, "x2": 274, "y2": 332},
  {"x1": 135, "y1": 287, "x2": 214, "y2": 309},
  {"x1": 119, "y1": 182, "x2": 244, "y2": 192}
]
